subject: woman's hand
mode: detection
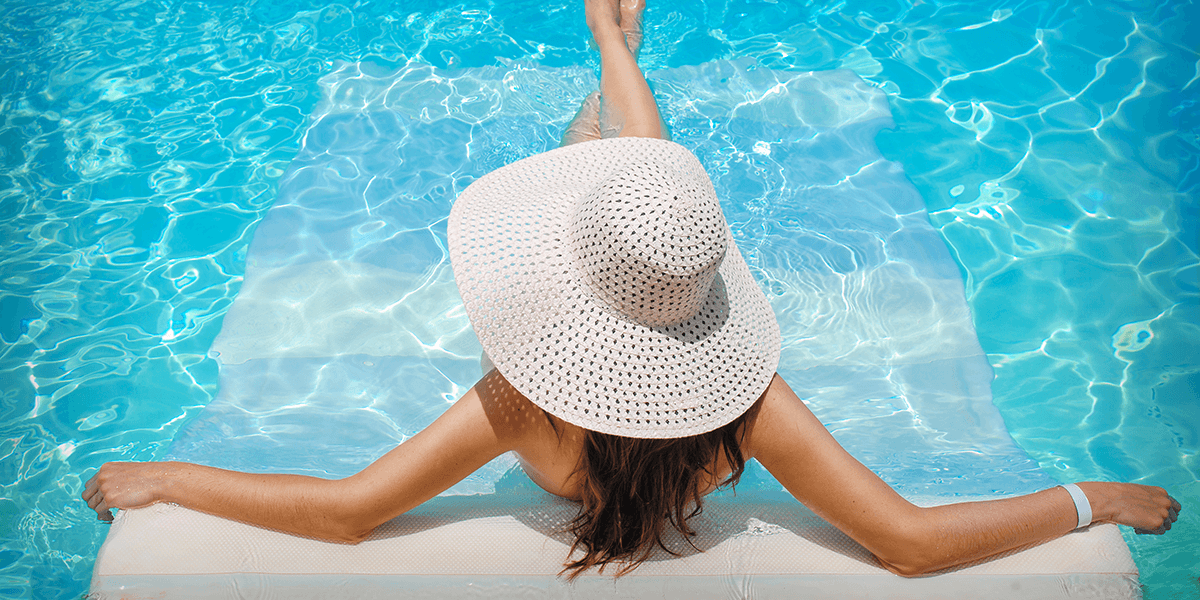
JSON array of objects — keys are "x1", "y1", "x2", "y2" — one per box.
[
  {"x1": 82, "y1": 461, "x2": 178, "y2": 521},
  {"x1": 1079, "y1": 481, "x2": 1181, "y2": 534}
]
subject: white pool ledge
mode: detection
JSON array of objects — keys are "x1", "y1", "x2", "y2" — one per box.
[{"x1": 91, "y1": 494, "x2": 1138, "y2": 599}]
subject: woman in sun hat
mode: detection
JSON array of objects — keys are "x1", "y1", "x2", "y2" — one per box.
[{"x1": 84, "y1": 0, "x2": 1179, "y2": 578}]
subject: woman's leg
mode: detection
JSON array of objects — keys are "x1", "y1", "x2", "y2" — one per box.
[
  {"x1": 561, "y1": 91, "x2": 603, "y2": 146},
  {"x1": 618, "y1": 0, "x2": 644, "y2": 60},
  {"x1": 562, "y1": 0, "x2": 665, "y2": 146},
  {"x1": 589, "y1": 0, "x2": 662, "y2": 139}
]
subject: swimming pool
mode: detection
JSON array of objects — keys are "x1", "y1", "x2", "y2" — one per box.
[{"x1": 1, "y1": 0, "x2": 1195, "y2": 598}]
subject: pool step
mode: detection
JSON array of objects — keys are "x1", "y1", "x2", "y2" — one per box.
[{"x1": 91, "y1": 495, "x2": 1137, "y2": 599}]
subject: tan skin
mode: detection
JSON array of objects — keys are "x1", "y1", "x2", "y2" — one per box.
[{"x1": 83, "y1": 0, "x2": 1180, "y2": 577}]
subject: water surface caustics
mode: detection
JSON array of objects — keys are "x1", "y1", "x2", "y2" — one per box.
[{"x1": 0, "y1": 0, "x2": 1196, "y2": 599}]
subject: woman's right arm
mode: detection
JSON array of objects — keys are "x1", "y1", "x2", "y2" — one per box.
[
  {"x1": 82, "y1": 376, "x2": 520, "y2": 543},
  {"x1": 747, "y1": 374, "x2": 1180, "y2": 576}
]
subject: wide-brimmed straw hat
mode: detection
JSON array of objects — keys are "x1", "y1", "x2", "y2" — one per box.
[{"x1": 448, "y1": 137, "x2": 781, "y2": 438}]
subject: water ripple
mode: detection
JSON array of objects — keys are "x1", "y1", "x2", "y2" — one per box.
[{"x1": 1, "y1": 0, "x2": 1196, "y2": 598}]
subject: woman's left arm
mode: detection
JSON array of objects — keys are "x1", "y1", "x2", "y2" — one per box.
[
  {"x1": 82, "y1": 379, "x2": 515, "y2": 543},
  {"x1": 748, "y1": 374, "x2": 1181, "y2": 576}
]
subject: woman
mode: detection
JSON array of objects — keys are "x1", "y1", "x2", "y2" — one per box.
[{"x1": 83, "y1": 0, "x2": 1179, "y2": 579}]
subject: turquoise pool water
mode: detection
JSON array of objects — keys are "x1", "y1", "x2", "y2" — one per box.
[{"x1": 1, "y1": 0, "x2": 1196, "y2": 598}]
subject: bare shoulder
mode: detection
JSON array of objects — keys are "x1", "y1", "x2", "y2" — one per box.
[
  {"x1": 473, "y1": 370, "x2": 557, "y2": 443},
  {"x1": 473, "y1": 370, "x2": 586, "y2": 498},
  {"x1": 741, "y1": 374, "x2": 829, "y2": 462},
  {"x1": 741, "y1": 374, "x2": 913, "y2": 521}
]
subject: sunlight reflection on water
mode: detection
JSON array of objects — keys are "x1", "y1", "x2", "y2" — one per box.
[{"x1": 0, "y1": 0, "x2": 1195, "y2": 598}]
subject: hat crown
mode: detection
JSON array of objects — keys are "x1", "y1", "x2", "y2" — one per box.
[
  {"x1": 450, "y1": 137, "x2": 781, "y2": 438},
  {"x1": 570, "y1": 161, "x2": 728, "y2": 328}
]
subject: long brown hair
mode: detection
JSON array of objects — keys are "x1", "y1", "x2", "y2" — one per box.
[{"x1": 558, "y1": 404, "x2": 757, "y2": 579}]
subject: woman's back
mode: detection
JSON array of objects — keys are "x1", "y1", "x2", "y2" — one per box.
[{"x1": 479, "y1": 369, "x2": 741, "y2": 502}]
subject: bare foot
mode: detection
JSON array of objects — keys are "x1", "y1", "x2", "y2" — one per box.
[
  {"x1": 618, "y1": 0, "x2": 645, "y2": 57},
  {"x1": 585, "y1": 0, "x2": 622, "y2": 39}
]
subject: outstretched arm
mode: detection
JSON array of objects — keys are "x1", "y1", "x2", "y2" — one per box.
[
  {"x1": 748, "y1": 374, "x2": 1181, "y2": 576},
  {"x1": 82, "y1": 379, "x2": 515, "y2": 543}
]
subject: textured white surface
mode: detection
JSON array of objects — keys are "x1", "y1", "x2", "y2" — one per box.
[
  {"x1": 92, "y1": 497, "x2": 1138, "y2": 599},
  {"x1": 449, "y1": 137, "x2": 782, "y2": 438}
]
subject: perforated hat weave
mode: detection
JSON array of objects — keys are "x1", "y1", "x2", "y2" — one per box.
[{"x1": 448, "y1": 137, "x2": 781, "y2": 438}]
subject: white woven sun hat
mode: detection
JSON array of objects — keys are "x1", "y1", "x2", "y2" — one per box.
[{"x1": 448, "y1": 137, "x2": 781, "y2": 438}]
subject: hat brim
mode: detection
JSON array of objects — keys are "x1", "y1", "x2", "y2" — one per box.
[{"x1": 448, "y1": 137, "x2": 781, "y2": 438}]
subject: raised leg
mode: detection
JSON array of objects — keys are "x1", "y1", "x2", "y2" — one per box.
[
  {"x1": 588, "y1": 0, "x2": 662, "y2": 139},
  {"x1": 562, "y1": 0, "x2": 665, "y2": 146}
]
